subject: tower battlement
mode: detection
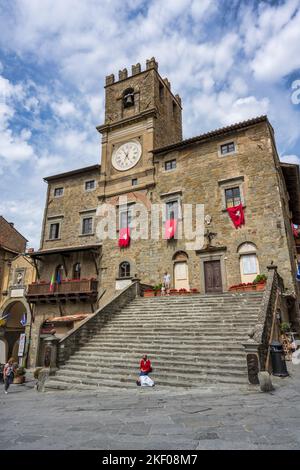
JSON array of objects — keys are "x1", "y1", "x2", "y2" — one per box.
[{"x1": 105, "y1": 57, "x2": 159, "y2": 86}]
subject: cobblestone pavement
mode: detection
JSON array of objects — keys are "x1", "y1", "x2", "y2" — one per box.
[{"x1": 1, "y1": 364, "x2": 300, "y2": 450}]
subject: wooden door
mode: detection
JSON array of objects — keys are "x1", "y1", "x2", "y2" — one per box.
[{"x1": 204, "y1": 260, "x2": 222, "y2": 293}]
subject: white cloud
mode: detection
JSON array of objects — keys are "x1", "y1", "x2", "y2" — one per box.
[
  {"x1": 51, "y1": 99, "x2": 77, "y2": 118},
  {"x1": 280, "y1": 154, "x2": 300, "y2": 165},
  {"x1": 250, "y1": 3, "x2": 300, "y2": 81}
]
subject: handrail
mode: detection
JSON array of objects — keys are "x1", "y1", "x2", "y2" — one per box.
[
  {"x1": 249, "y1": 265, "x2": 284, "y2": 371},
  {"x1": 265, "y1": 288, "x2": 280, "y2": 371},
  {"x1": 56, "y1": 281, "x2": 140, "y2": 366}
]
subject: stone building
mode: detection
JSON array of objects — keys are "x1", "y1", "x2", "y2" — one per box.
[
  {"x1": 0, "y1": 216, "x2": 34, "y2": 365},
  {"x1": 26, "y1": 58, "x2": 300, "y2": 368}
]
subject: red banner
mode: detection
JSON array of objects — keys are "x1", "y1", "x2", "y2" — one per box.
[
  {"x1": 165, "y1": 219, "x2": 177, "y2": 239},
  {"x1": 227, "y1": 204, "x2": 245, "y2": 228},
  {"x1": 119, "y1": 227, "x2": 130, "y2": 247}
]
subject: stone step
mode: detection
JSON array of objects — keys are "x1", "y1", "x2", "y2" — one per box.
[
  {"x1": 72, "y1": 345, "x2": 245, "y2": 357},
  {"x1": 54, "y1": 366, "x2": 248, "y2": 383},
  {"x1": 90, "y1": 323, "x2": 254, "y2": 336},
  {"x1": 61, "y1": 358, "x2": 247, "y2": 373},
  {"x1": 47, "y1": 370, "x2": 248, "y2": 389}
]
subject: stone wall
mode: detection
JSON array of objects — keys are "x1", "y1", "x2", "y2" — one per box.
[
  {"x1": 42, "y1": 168, "x2": 101, "y2": 250},
  {"x1": 0, "y1": 216, "x2": 27, "y2": 253},
  {"x1": 99, "y1": 120, "x2": 297, "y2": 299}
]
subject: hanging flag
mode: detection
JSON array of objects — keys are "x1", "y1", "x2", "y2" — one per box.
[
  {"x1": 297, "y1": 263, "x2": 300, "y2": 281},
  {"x1": 227, "y1": 204, "x2": 245, "y2": 229},
  {"x1": 20, "y1": 313, "x2": 27, "y2": 327},
  {"x1": 292, "y1": 223, "x2": 299, "y2": 238},
  {"x1": 49, "y1": 273, "x2": 55, "y2": 292},
  {"x1": 165, "y1": 219, "x2": 177, "y2": 239},
  {"x1": 119, "y1": 227, "x2": 130, "y2": 248}
]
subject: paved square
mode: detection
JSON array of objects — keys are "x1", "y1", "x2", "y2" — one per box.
[{"x1": 1, "y1": 364, "x2": 300, "y2": 450}]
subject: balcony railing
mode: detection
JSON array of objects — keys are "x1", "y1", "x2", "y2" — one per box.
[{"x1": 26, "y1": 279, "x2": 98, "y2": 303}]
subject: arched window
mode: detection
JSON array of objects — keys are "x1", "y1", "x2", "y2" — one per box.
[
  {"x1": 119, "y1": 262, "x2": 130, "y2": 278},
  {"x1": 55, "y1": 264, "x2": 64, "y2": 282},
  {"x1": 123, "y1": 88, "x2": 134, "y2": 108},
  {"x1": 238, "y1": 243, "x2": 259, "y2": 283},
  {"x1": 73, "y1": 263, "x2": 81, "y2": 280}
]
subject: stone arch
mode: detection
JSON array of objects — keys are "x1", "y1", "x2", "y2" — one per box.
[
  {"x1": 1, "y1": 298, "x2": 31, "y2": 326},
  {"x1": 172, "y1": 250, "x2": 189, "y2": 261},
  {"x1": 1, "y1": 299, "x2": 31, "y2": 364}
]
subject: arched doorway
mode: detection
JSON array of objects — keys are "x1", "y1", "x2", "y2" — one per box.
[
  {"x1": 1, "y1": 301, "x2": 28, "y2": 363},
  {"x1": 173, "y1": 251, "x2": 189, "y2": 290},
  {"x1": 238, "y1": 242, "x2": 260, "y2": 284}
]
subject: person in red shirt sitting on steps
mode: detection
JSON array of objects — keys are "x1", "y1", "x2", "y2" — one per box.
[{"x1": 136, "y1": 354, "x2": 152, "y2": 386}]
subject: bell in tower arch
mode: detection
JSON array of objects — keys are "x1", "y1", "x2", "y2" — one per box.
[{"x1": 123, "y1": 88, "x2": 135, "y2": 108}]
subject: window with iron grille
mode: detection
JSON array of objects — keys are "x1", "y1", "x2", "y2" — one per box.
[
  {"x1": 132, "y1": 178, "x2": 138, "y2": 186},
  {"x1": 220, "y1": 142, "x2": 235, "y2": 155},
  {"x1": 49, "y1": 223, "x2": 60, "y2": 239},
  {"x1": 165, "y1": 159, "x2": 176, "y2": 171},
  {"x1": 82, "y1": 217, "x2": 93, "y2": 234},
  {"x1": 225, "y1": 187, "x2": 241, "y2": 208}
]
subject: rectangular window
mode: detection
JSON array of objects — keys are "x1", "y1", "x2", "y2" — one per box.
[
  {"x1": 119, "y1": 209, "x2": 133, "y2": 229},
  {"x1": 54, "y1": 187, "x2": 64, "y2": 197},
  {"x1": 165, "y1": 159, "x2": 176, "y2": 171},
  {"x1": 49, "y1": 223, "x2": 60, "y2": 239},
  {"x1": 132, "y1": 178, "x2": 138, "y2": 186},
  {"x1": 166, "y1": 200, "x2": 179, "y2": 220},
  {"x1": 220, "y1": 142, "x2": 235, "y2": 155},
  {"x1": 225, "y1": 187, "x2": 241, "y2": 208},
  {"x1": 85, "y1": 180, "x2": 95, "y2": 191},
  {"x1": 242, "y1": 255, "x2": 257, "y2": 275},
  {"x1": 82, "y1": 217, "x2": 93, "y2": 235}
]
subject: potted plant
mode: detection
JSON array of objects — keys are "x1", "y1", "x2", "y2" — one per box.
[
  {"x1": 169, "y1": 289, "x2": 178, "y2": 296},
  {"x1": 153, "y1": 283, "x2": 163, "y2": 296},
  {"x1": 144, "y1": 288, "x2": 155, "y2": 297},
  {"x1": 190, "y1": 288, "x2": 199, "y2": 294},
  {"x1": 253, "y1": 274, "x2": 267, "y2": 291},
  {"x1": 280, "y1": 322, "x2": 291, "y2": 335},
  {"x1": 13, "y1": 366, "x2": 26, "y2": 384},
  {"x1": 179, "y1": 288, "x2": 188, "y2": 295}
]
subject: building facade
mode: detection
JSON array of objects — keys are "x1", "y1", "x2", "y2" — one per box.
[
  {"x1": 0, "y1": 216, "x2": 34, "y2": 365},
  {"x1": 26, "y1": 58, "x2": 300, "y2": 367}
]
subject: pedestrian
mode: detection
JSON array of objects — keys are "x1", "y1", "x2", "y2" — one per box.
[
  {"x1": 136, "y1": 354, "x2": 154, "y2": 386},
  {"x1": 3, "y1": 357, "x2": 16, "y2": 394},
  {"x1": 163, "y1": 271, "x2": 171, "y2": 295}
]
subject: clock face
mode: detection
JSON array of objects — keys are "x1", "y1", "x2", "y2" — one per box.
[{"x1": 112, "y1": 140, "x2": 142, "y2": 171}]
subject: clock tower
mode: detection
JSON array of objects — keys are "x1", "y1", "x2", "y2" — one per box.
[{"x1": 96, "y1": 58, "x2": 182, "y2": 198}]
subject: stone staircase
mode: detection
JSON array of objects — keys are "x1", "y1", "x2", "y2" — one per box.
[{"x1": 46, "y1": 292, "x2": 263, "y2": 390}]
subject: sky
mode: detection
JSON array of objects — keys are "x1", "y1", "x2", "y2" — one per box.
[{"x1": 0, "y1": 0, "x2": 300, "y2": 249}]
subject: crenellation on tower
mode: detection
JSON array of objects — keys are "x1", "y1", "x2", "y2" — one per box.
[
  {"x1": 118, "y1": 68, "x2": 128, "y2": 80},
  {"x1": 105, "y1": 74, "x2": 115, "y2": 86},
  {"x1": 146, "y1": 57, "x2": 158, "y2": 71},
  {"x1": 131, "y1": 63, "x2": 141, "y2": 75},
  {"x1": 163, "y1": 78, "x2": 171, "y2": 90}
]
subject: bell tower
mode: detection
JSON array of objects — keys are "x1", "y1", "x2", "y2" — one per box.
[{"x1": 97, "y1": 57, "x2": 182, "y2": 198}]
